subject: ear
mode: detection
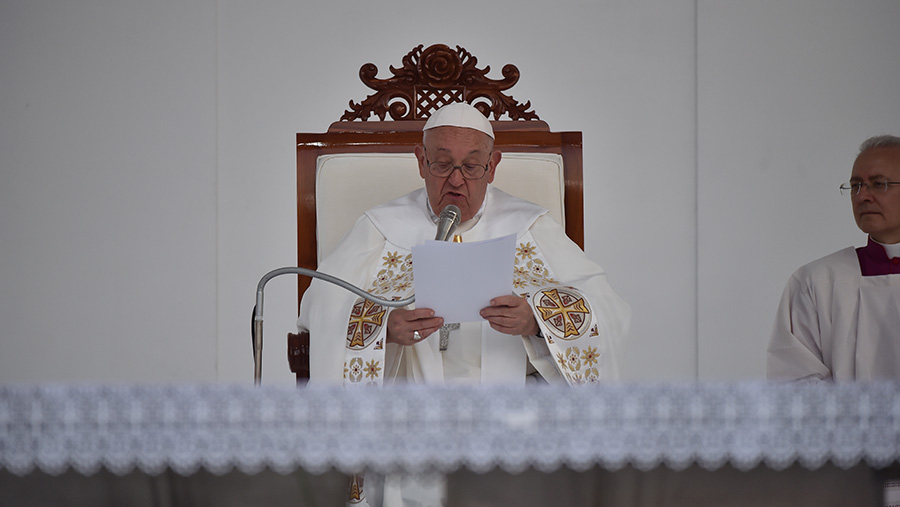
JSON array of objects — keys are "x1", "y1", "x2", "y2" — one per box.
[
  {"x1": 486, "y1": 150, "x2": 501, "y2": 184},
  {"x1": 414, "y1": 145, "x2": 427, "y2": 179}
]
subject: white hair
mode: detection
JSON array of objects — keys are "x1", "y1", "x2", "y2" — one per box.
[{"x1": 859, "y1": 134, "x2": 900, "y2": 154}]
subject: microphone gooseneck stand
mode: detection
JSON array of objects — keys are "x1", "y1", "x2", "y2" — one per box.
[
  {"x1": 252, "y1": 204, "x2": 461, "y2": 384},
  {"x1": 253, "y1": 269, "x2": 414, "y2": 385}
]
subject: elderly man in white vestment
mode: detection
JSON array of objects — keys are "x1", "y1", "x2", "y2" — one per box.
[
  {"x1": 298, "y1": 102, "x2": 630, "y2": 390},
  {"x1": 298, "y1": 103, "x2": 629, "y2": 505},
  {"x1": 768, "y1": 135, "x2": 900, "y2": 381}
]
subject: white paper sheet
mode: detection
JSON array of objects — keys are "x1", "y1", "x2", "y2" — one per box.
[{"x1": 411, "y1": 234, "x2": 516, "y2": 323}]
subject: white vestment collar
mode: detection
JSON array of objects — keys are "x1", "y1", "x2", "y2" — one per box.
[
  {"x1": 365, "y1": 186, "x2": 548, "y2": 248},
  {"x1": 873, "y1": 237, "x2": 900, "y2": 259}
]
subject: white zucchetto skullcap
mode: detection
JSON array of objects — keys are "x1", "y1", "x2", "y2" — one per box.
[{"x1": 423, "y1": 102, "x2": 494, "y2": 139}]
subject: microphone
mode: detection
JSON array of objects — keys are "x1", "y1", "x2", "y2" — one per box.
[{"x1": 434, "y1": 204, "x2": 461, "y2": 241}]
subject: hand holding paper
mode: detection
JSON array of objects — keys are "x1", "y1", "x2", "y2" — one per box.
[{"x1": 480, "y1": 293, "x2": 541, "y2": 336}]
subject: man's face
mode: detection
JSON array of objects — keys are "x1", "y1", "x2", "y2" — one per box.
[
  {"x1": 850, "y1": 146, "x2": 900, "y2": 244},
  {"x1": 415, "y1": 126, "x2": 500, "y2": 222}
]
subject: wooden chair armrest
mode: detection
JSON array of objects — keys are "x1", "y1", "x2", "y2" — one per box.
[{"x1": 287, "y1": 332, "x2": 310, "y2": 383}]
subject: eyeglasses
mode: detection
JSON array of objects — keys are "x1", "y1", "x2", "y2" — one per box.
[
  {"x1": 425, "y1": 155, "x2": 491, "y2": 180},
  {"x1": 839, "y1": 180, "x2": 900, "y2": 196}
]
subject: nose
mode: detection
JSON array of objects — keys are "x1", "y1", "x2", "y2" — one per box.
[{"x1": 447, "y1": 166, "x2": 466, "y2": 185}]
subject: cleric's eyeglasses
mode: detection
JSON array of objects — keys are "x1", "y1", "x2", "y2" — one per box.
[
  {"x1": 839, "y1": 180, "x2": 900, "y2": 196},
  {"x1": 425, "y1": 154, "x2": 491, "y2": 180}
]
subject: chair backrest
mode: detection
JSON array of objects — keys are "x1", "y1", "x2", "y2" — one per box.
[
  {"x1": 290, "y1": 44, "x2": 584, "y2": 380},
  {"x1": 297, "y1": 128, "x2": 584, "y2": 299}
]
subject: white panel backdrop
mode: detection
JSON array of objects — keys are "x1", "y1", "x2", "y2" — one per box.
[
  {"x1": 1, "y1": 0, "x2": 898, "y2": 384},
  {"x1": 0, "y1": 0, "x2": 218, "y2": 382}
]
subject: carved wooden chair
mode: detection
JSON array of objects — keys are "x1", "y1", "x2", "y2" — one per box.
[{"x1": 288, "y1": 44, "x2": 584, "y2": 382}]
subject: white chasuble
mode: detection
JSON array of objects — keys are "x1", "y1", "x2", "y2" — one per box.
[
  {"x1": 300, "y1": 186, "x2": 630, "y2": 506},
  {"x1": 300, "y1": 186, "x2": 630, "y2": 387}
]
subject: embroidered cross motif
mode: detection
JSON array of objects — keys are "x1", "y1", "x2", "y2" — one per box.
[
  {"x1": 439, "y1": 323, "x2": 460, "y2": 351},
  {"x1": 347, "y1": 299, "x2": 386, "y2": 349},
  {"x1": 347, "y1": 473, "x2": 364, "y2": 502},
  {"x1": 535, "y1": 288, "x2": 590, "y2": 338}
]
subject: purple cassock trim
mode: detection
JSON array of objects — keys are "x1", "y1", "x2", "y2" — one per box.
[{"x1": 856, "y1": 237, "x2": 900, "y2": 276}]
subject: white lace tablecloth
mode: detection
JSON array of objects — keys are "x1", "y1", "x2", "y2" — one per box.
[{"x1": 2, "y1": 382, "x2": 899, "y2": 477}]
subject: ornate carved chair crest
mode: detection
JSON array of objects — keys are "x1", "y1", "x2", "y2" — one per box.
[
  {"x1": 340, "y1": 43, "x2": 540, "y2": 123},
  {"x1": 289, "y1": 44, "x2": 583, "y2": 381}
]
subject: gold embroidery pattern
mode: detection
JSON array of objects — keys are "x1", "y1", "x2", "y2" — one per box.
[
  {"x1": 369, "y1": 253, "x2": 414, "y2": 295},
  {"x1": 364, "y1": 359, "x2": 381, "y2": 380},
  {"x1": 347, "y1": 473, "x2": 364, "y2": 503},
  {"x1": 393, "y1": 279, "x2": 412, "y2": 293},
  {"x1": 346, "y1": 357, "x2": 364, "y2": 383},
  {"x1": 517, "y1": 242, "x2": 537, "y2": 259},
  {"x1": 556, "y1": 352, "x2": 567, "y2": 370},
  {"x1": 382, "y1": 251, "x2": 402, "y2": 268},
  {"x1": 346, "y1": 298, "x2": 386, "y2": 349},
  {"x1": 369, "y1": 269, "x2": 396, "y2": 295},
  {"x1": 534, "y1": 288, "x2": 592, "y2": 339},
  {"x1": 514, "y1": 242, "x2": 557, "y2": 289},
  {"x1": 581, "y1": 346, "x2": 599, "y2": 366},
  {"x1": 565, "y1": 346, "x2": 582, "y2": 371}
]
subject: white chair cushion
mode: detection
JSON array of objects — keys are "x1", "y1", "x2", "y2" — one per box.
[{"x1": 315, "y1": 152, "x2": 565, "y2": 259}]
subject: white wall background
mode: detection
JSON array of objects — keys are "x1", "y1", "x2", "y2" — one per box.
[{"x1": 1, "y1": 0, "x2": 898, "y2": 384}]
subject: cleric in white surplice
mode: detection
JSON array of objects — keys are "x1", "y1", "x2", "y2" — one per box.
[
  {"x1": 768, "y1": 135, "x2": 900, "y2": 381},
  {"x1": 297, "y1": 103, "x2": 630, "y2": 388}
]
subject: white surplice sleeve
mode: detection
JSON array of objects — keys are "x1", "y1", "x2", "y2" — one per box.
[{"x1": 767, "y1": 270, "x2": 833, "y2": 382}]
